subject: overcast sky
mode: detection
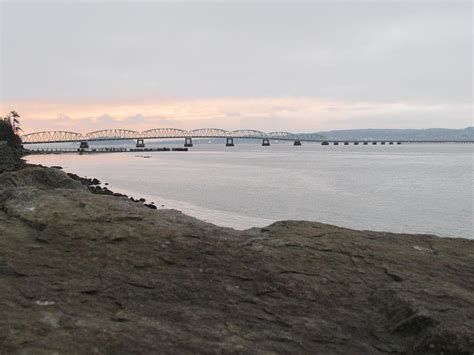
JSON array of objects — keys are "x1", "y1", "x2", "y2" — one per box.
[{"x1": 0, "y1": 1, "x2": 472, "y2": 133}]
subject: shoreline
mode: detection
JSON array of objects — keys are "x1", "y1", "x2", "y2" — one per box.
[
  {"x1": 1, "y1": 146, "x2": 473, "y2": 353},
  {"x1": 46, "y1": 167, "x2": 474, "y2": 238},
  {"x1": 46, "y1": 164, "x2": 464, "y2": 238},
  {"x1": 23, "y1": 145, "x2": 474, "y2": 239}
]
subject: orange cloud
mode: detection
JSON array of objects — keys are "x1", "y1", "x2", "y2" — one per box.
[{"x1": 0, "y1": 97, "x2": 468, "y2": 134}]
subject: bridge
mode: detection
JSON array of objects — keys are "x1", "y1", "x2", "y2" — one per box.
[
  {"x1": 21, "y1": 128, "x2": 324, "y2": 148},
  {"x1": 21, "y1": 128, "x2": 473, "y2": 149}
]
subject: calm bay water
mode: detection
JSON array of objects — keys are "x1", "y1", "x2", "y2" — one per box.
[{"x1": 26, "y1": 143, "x2": 473, "y2": 239}]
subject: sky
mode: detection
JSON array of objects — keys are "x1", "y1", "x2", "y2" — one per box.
[{"x1": 0, "y1": 0, "x2": 472, "y2": 134}]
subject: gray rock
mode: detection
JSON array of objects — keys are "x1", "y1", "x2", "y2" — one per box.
[{"x1": 0, "y1": 165, "x2": 473, "y2": 354}]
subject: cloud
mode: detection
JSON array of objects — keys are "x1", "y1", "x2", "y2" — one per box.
[
  {"x1": 2, "y1": 97, "x2": 470, "y2": 134},
  {"x1": 1, "y1": 2, "x2": 471, "y2": 104}
]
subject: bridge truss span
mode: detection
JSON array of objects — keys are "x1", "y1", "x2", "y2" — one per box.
[
  {"x1": 188, "y1": 128, "x2": 230, "y2": 138},
  {"x1": 21, "y1": 131, "x2": 84, "y2": 144},
  {"x1": 85, "y1": 129, "x2": 140, "y2": 141},
  {"x1": 141, "y1": 128, "x2": 188, "y2": 139},
  {"x1": 267, "y1": 131, "x2": 300, "y2": 140},
  {"x1": 230, "y1": 129, "x2": 267, "y2": 139}
]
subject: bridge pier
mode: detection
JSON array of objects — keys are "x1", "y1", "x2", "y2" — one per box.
[
  {"x1": 136, "y1": 139, "x2": 145, "y2": 148},
  {"x1": 293, "y1": 140, "x2": 302, "y2": 146},
  {"x1": 184, "y1": 137, "x2": 193, "y2": 147},
  {"x1": 262, "y1": 138, "x2": 270, "y2": 146},
  {"x1": 79, "y1": 141, "x2": 89, "y2": 149},
  {"x1": 226, "y1": 137, "x2": 235, "y2": 147}
]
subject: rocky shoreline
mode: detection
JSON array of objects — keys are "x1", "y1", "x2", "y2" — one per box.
[
  {"x1": 63, "y1": 171, "x2": 158, "y2": 210},
  {"x1": 1, "y1": 147, "x2": 473, "y2": 354}
]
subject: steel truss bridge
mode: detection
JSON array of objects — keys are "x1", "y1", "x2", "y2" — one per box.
[
  {"x1": 21, "y1": 128, "x2": 473, "y2": 146},
  {"x1": 21, "y1": 129, "x2": 323, "y2": 144}
]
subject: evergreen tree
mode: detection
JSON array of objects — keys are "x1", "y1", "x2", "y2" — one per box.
[{"x1": 1, "y1": 111, "x2": 23, "y2": 148}]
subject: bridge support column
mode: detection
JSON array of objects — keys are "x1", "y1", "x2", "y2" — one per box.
[
  {"x1": 79, "y1": 141, "x2": 89, "y2": 149},
  {"x1": 136, "y1": 139, "x2": 145, "y2": 148},
  {"x1": 226, "y1": 137, "x2": 234, "y2": 147},
  {"x1": 262, "y1": 138, "x2": 270, "y2": 146},
  {"x1": 293, "y1": 140, "x2": 302, "y2": 146},
  {"x1": 184, "y1": 137, "x2": 193, "y2": 147}
]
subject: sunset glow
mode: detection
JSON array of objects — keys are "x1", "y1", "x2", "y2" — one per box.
[{"x1": 1, "y1": 98, "x2": 470, "y2": 134}]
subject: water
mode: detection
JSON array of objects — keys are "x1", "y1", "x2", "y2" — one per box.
[{"x1": 26, "y1": 142, "x2": 474, "y2": 239}]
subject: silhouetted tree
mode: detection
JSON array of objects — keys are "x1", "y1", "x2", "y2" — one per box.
[{"x1": 1, "y1": 111, "x2": 23, "y2": 148}]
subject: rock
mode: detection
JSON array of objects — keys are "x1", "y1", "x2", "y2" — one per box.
[
  {"x1": 97, "y1": 187, "x2": 113, "y2": 195},
  {"x1": 0, "y1": 166, "x2": 86, "y2": 192},
  {"x1": 0, "y1": 164, "x2": 473, "y2": 353},
  {"x1": 0, "y1": 146, "x2": 26, "y2": 173}
]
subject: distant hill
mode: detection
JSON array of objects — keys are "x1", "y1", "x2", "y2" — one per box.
[{"x1": 315, "y1": 127, "x2": 474, "y2": 141}]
